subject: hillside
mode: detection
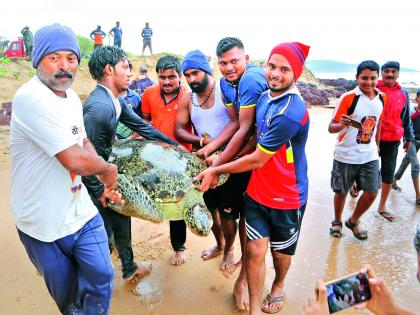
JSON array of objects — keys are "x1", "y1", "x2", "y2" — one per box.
[
  {"x1": 306, "y1": 59, "x2": 418, "y2": 73},
  {"x1": 0, "y1": 54, "x2": 320, "y2": 105}
]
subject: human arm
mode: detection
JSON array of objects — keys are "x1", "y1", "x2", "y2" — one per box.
[
  {"x1": 196, "y1": 105, "x2": 239, "y2": 159},
  {"x1": 299, "y1": 281, "x2": 329, "y2": 315},
  {"x1": 401, "y1": 90, "x2": 414, "y2": 150},
  {"x1": 89, "y1": 31, "x2": 94, "y2": 40},
  {"x1": 197, "y1": 147, "x2": 273, "y2": 191},
  {"x1": 375, "y1": 120, "x2": 382, "y2": 147},
  {"x1": 174, "y1": 92, "x2": 201, "y2": 146},
  {"x1": 212, "y1": 106, "x2": 255, "y2": 166},
  {"x1": 119, "y1": 99, "x2": 177, "y2": 145}
]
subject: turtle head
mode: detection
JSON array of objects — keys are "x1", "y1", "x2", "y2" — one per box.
[{"x1": 184, "y1": 203, "x2": 213, "y2": 237}]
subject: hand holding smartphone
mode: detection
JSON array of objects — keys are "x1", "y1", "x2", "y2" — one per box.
[
  {"x1": 348, "y1": 118, "x2": 362, "y2": 130},
  {"x1": 319, "y1": 271, "x2": 371, "y2": 313}
]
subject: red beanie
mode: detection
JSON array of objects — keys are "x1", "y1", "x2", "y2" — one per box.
[{"x1": 268, "y1": 42, "x2": 310, "y2": 80}]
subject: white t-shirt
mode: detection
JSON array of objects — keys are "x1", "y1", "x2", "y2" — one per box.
[
  {"x1": 332, "y1": 86, "x2": 385, "y2": 164},
  {"x1": 10, "y1": 76, "x2": 98, "y2": 242}
]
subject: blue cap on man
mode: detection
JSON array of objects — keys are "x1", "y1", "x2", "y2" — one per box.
[
  {"x1": 32, "y1": 23, "x2": 81, "y2": 69},
  {"x1": 182, "y1": 50, "x2": 212, "y2": 75}
]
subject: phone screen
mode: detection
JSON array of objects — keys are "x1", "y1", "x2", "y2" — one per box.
[
  {"x1": 349, "y1": 118, "x2": 362, "y2": 130},
  {"x1": 325, "y1": 272, "x2": 371, "y2": 313}
]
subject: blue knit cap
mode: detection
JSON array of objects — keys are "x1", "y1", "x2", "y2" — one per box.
[
  {"x1": 182, "y1": 50, "x2": 212, "y2": 75},
  {"x1": 32, "y1": 23, "x2": 81, "y2": 69},
  {"x1": 381, "y1": 61, "x2": 400, "y2": 72}
]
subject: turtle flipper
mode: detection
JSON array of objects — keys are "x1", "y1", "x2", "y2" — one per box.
[
  {"x1": 108, "y1": 174, "x2": 164, "y2": 223},
  {"x1": 181, "y1": 189, "x2": 213, "y2": 237}
]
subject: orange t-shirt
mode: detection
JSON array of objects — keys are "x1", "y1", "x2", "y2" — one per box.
[{"x1": 142, "y1": 85, "x2": 193, "y2": 151}]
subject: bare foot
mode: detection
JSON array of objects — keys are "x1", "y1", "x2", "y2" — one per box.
[
  {"x1": 126, "y1": 261, "x2": 152, "y2": 283},
  {"x1": 222, "y1": 260, "x2": 242, "y2": 279},
  {"x1": 233, "y1": 278, "x2": 249, "y2": 311},
  {"x1": 219, "y1": 251, "x2": 235, "y2": 271},
  {"x1": 201, "y1": 245, "x2": 223, "y2": 261},
  {"x1": 170, "y1": 251, "x2": 186, "y2": 266}
]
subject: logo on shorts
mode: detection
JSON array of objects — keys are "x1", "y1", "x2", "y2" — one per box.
[{"x1": 289, "y1": 228, "x2": 296, "y2": 234}]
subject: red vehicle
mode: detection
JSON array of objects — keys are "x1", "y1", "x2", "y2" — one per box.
[{"x1": 3, "y1": 38, "x2": 27, "y2": 58}]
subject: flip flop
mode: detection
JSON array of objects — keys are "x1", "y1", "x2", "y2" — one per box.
[
  {"x1": 378, "y1": 210, "x2": 395, "y2": 222},
  {"x1": 261, "y1": 293, "x2": 285, "y2": 314},
  {"x1": 345, "y1": 218, "x2": 368, "y2": 241}
]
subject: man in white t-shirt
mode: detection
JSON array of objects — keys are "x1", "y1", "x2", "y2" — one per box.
[
  {"x1": 10, "y1": 24, "x2": 122, "y2": 314},
  {"x1": 328, "y1": 60, "x2": 385, "y2": 241}
]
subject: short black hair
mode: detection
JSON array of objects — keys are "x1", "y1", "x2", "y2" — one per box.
[
  {"x1": 216, "y1": 37, "x2": 244, "y2": 57},
  {"x1": 88, "y1": 46, "x2": 127, "y2": 80},
  {"x1": 356, "y1": 60, "x2": 380, "y2": 77},
  {"x1": 155, "y1": 55, "x2": 181, "y2": 75},
  {"x1": 417, "y1": 89, "x2": 420, "y2": 97}
]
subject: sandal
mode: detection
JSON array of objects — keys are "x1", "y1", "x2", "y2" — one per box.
[
  {"x1": 345, "y1": 218, "x2": 368, "y2": 240},
  {"x1": 378, "y1": 210, "x2": 395, "y2": 222},
  {"x1": 349, "y1": 182, "x2": 359, "y2": 198},
  {"x1": 261, "y1": 293, "x2": 285, "y2": 314},
  {"x1": 329, "y1": 220, "x2": 343, "y2": 238},
  {"x1": 392, "y1": 183, "x2": 402, "y2": 192}
]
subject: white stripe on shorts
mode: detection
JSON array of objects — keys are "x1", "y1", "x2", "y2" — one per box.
[
  {"x1": 245, "y1": 221, "x2": 263, "y2": 240},
  {"x1": 270, "y1": 231, "x2": 299, "y2": 250}
]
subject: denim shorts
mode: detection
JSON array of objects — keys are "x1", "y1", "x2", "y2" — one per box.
[{"x1": 331, "y1": 159, "x2": 381, "y2": 194}]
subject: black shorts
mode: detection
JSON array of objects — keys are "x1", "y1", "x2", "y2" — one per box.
[
  {"x1": 380, "y1": 140, "x2": 400, "y2": 184},
  {"x1": 203, "y1": 171, "x2": 251, "y2": 220},
  {"x1": 243, "y1": 193, "x2": 306, "y2": 256}
]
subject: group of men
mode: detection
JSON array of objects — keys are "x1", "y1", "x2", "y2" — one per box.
[
  {"x1": 90, "y1": 21, "x2": 153, "y2": 55},
  {"x1": 10, "y1": 22, "x2": 312, "y2": 315},
  {"x1": 328, "y1": 59, "x2": 416, "y2": 241}
]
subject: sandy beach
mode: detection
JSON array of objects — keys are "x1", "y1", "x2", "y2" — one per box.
[{"x1": 1, "y1": 108, "x2": 420, "y2": 314}]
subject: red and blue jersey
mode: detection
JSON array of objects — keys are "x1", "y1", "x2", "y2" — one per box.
[
  {"x1": 220, "y1": 64, "x2": 268, "y2": 113},
  {"x1": 246, "y1": 87, "x2": 309, "y2": 209}
]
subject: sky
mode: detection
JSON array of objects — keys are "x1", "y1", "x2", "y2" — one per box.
[{"x1": 1, "y1": 0, "x2": 419, "y2": 70}]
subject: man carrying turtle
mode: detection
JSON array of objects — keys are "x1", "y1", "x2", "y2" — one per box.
[
  {"x1": 174, "y1": 49, "x2": 239, "y2": 271},
  {"x1": 83, "y1": 46, "x2": 177, "y2": 284},
  {"x1": 197, "y1": 42, "x2": 311, "y2": 314}
]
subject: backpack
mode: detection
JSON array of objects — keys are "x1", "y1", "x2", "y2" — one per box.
[{"x1": 347, "y1": 93, "x2": 385, "y2": 116}]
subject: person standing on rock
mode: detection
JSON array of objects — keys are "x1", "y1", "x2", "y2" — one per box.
[
  {"x1": 328, "y1": 60, "x2": 385, "y2": 241},
  {"x1": 10, "y1": 23, "x2": 122, "y2": 314}
]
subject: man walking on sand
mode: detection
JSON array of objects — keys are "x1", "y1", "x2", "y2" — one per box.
[
  {"x1": 10, "y1": 23, "x2": 122, "y2": 314},
  {"x1": 376, "y1": 61, "x2": 414, "y2": 221},
  {"x1": 197, "y1": 42, "x2": 310, "y2": 314},
  {"x1": 174, "y1": 49, "x2": 239, "y2": 271}
]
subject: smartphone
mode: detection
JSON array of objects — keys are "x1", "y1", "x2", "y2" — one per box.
[
  {"x1": 320, "y1": 271, "x2": 371, "y2": 313},
  {"x1": 348, "y1": 118, "x2": 362, "y2": 130}
]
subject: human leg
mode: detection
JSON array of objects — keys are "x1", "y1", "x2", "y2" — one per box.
[
  {"x1": 101, "y1": 207, "x2": 139, "y2": 279},
  {"x1": 169, "y1": 220, "x2": 187, "y2": 266},
  {"x1": 72, "y1": 214, "x2": 114, "y2": 314},
  {"x1": 378, "y1": 141, "x2": 400, "y2": 221},
  {"x1": 201, "y1": 189, "x2": 225, "y2": 260},
  {"x1": 17, "y1": 229, "x2": 79, "y2": 314},
  {"x1": 233, "y1": 216, "x2": 249, "y2": 311}
]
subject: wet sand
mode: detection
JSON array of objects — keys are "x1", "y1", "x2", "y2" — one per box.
[{"x1": 1, "y1": 108, "x2": 420, "y2": 314}]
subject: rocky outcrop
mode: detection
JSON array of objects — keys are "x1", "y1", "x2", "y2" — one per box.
[{"x1": 1, "y1": 102, "x2": 11, "y2": 125}]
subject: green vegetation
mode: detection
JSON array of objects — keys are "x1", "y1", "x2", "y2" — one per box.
[
  {"x1": 0, "y1": 67, "x2": 7, "y2": 77},
  {"x1": 0, "y1": 57, "x2": 11, "y2": 64},
  {"x1": 77, "y1": 36, "x2": 94, "y2": 58}
]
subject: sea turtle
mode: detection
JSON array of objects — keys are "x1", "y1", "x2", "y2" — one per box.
[{"x1": 108, "y1": 139, "x2": 227, "y2": 237}]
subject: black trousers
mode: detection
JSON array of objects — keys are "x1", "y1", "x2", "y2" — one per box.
[
  {"x1": 170, "y1": 220, "x2": 186, "y2": 251},
  {"x1": 98, "y1": 207, "x2": 137, "y2": 279}
]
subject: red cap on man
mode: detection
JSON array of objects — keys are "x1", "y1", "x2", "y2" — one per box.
[{"x1": 268, "y1": 42, "x2": 310, "y2": 80}]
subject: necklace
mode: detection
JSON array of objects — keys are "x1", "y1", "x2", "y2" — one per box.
[{"x1": 192, "y1": 80, "x2": 215, "y2": 108}]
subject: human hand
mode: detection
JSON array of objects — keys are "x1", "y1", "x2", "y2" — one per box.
[
  {"x1": 100, "y1": 188, "x2": 125, "y2": 208},
  {"x1": 339, "y1": 114, "x2": 352, "y2": 126},
  {"x1": 299, "y1": 280, "x2": 329, "y2": 315},
  {"x1": 354, "y1": 264, "x2": 401, "y2": 315},
  {"x1": 194, "y1": 167, "x2": 219, "y2": 192},
  {"x1": 403, "y1": 141, "x2": 412, "y2": 152},
  {"x1": 98, "y1": 163, "x2": 118, "y2": 190}
]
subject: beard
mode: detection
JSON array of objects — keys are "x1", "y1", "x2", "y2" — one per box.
[
  {"x1": 269, "y1": 80, "x2": 294, "y2": 94},
  {"x1": 37, "y1": 68, "x2": 75, "y2": 92},
  {"x1": 190, "y1": 74, "x2": 209, "y2": 93}
]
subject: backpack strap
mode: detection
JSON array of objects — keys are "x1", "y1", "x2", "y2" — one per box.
[
  {"x1": 347, "y1": 94, "x2": 360, "y2": 116},
  {"x1": 378, "y1": 94, "x2": 385, "y2": 107}
]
